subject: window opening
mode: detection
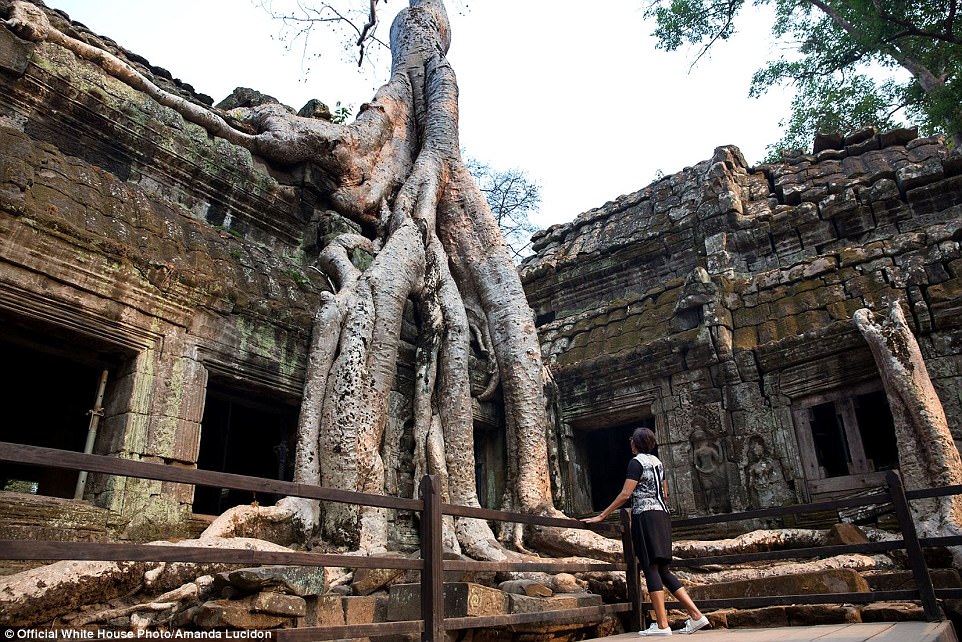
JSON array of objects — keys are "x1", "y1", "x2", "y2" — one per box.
[
  {"x1": 0, "y1": 336, "x2": 119, "y2": 499},
  {"x1": 795, "y1": 386, "x2": 899, "y2": 488},
  {"x1": 854, "y1": 390, "x2": 899, "y2": 471}
]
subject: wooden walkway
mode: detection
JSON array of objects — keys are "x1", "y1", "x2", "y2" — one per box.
[{"x1": 597, "y1": 621, "x2": 958, "y2": 641}]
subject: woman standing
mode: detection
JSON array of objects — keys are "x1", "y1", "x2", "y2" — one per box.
[{"x1": 582, "y1": 427, "x2": 710, "y2": 636}]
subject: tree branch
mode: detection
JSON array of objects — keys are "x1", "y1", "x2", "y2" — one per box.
[
  {"x1": 868, "y1": 0, "x2": 962, "y2": 45},
  {"x1": 803, "y1": 0, "x2": 947, "y2": 92},
  {"x1": 690, "y1": 0, "x2": 741, "y2": 70}
]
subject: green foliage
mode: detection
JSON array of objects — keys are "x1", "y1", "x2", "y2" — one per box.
[
  {"x1": 645, "y1": 0, "x2": 962, "y2": 155},
  {"x1": 213, "y1": 225, "x2": 243, "y2": 238}
]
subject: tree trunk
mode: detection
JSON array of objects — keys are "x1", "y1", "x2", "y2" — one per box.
[{"x1": 854, "y1": 302, "x2": 962, "y2": 554}]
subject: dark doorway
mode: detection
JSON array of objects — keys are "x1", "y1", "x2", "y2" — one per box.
[
  {"x1": 0, "y1": 325, "x2": 125, "y2": 498},
  {"x1": 194, "y1": 381, "x2": 298, "y2": 516},
  {"x1": 586, "y1": 419, "x2": 656, "y2": 512},
  {"x1": 808, "y1": 401, "x2": 851, "y2": 478},
  {"x1": 474, "y1": 422, "x2": 506, "y2": 509},
  {"x1": 799, "y1": 387, "x2": 899, "y2": 481},
  {"x1": 854, "y1": 389, "x2": 899, "y2": 471}
]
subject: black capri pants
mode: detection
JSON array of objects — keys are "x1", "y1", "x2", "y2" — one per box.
[{"x1": 631, "y1": 510, "x2": 683, "y2": 593}]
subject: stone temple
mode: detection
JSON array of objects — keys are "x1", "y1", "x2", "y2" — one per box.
[{"x1": 1, "y1": 1, "x2": 961, "y2": 544}]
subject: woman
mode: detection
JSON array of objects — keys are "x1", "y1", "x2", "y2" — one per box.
[{"x1": 582, "y1": 427, "x2": 710, "y2": 636}]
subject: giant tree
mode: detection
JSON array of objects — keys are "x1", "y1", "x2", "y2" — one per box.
[
  {"x1": 646, "y1": 0, "x2": 962, "y2": 153},
  {"x1": 3, "y1": 0, "x2": 612, "y2": 561}
]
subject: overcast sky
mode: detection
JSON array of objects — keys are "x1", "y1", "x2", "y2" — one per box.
[{"x1": 48, "y1": 1, "x2": 793, "y2": 229}]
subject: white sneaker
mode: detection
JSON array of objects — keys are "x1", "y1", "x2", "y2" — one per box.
[
  {"x1": 678, "y1": 615, "x2": 709, "y2": 634},
  {"x1": 639, "y1": 622, "x2": 672, "y2": 636}
]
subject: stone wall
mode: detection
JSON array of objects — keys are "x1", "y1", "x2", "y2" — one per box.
[
  {"x1": 0, "y1": 3, "x2": 426, "y2": 539},
  {"x1": 0, "y1": 9, "x2": 307, "y2": 534},
  {"x1": 522, "y1": 130, "x2": 962, "y2": 520}
]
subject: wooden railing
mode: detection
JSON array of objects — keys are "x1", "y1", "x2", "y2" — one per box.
[
  {"x1": 0, "y1": 442, "x2": 626, "y2": 641},
  {"x1": 663, "y1": 469, "x2": 954, "y2": 622},
  {"x1": 0, "y1": 441, "x2": 958, "y2": 639}
]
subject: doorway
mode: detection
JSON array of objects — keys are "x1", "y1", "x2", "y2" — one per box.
[
  {"x1": 193, "y1": 381, "x2": 299, "y2": 515},
  {"x1": 793, "y1": 385, "x2": 898, "y2": 497},
  {"x1": 582, "y1": 419, "x2": 656, "y2": 512}
]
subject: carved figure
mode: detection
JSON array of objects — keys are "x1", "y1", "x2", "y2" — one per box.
[
  {"x1": 690, "y1": 429, "x2": 731, "y2": 513},
  {"x1": 745, "y1": 435, "x2": 786, "y2": 509}
]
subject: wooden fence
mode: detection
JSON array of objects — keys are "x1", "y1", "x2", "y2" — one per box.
[{"x1": 1, "y1": 440, "x2": 959, "y2": 640}]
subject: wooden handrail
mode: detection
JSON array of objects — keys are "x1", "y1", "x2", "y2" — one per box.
[
  {"x1": 0, "y1": 441, "x2": 957, "y2": 637},
  {"x1": 0, "y1": 442, "x2": 422, "y2": 511}
]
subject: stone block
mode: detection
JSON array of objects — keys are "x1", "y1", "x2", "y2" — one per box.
[
  {"x1": 498, "y1": 579, "x2": 553, "y2": 597},
  {"x1": 303, "y1": 595, "x2": 345, "y2": 628},
  {"x1": 846, "y1": 135, "x2": 880, "y2": 156},
  {"x1": 687, "y1": 568, "x2": 869, "y2": 602},
  {"x1": 732, "y1": 326, "x2": 758, "y2": 351},
  {"x1": 864, "y1": 568, "x2": 961, "y2": 592},
  {"x1": 787, "y1": 604, "x2": 861, "y2": 625},
  {"x1": 814, "y1": 132, "x2": 844, "y2": 153},
  {"x1": 797, "y1": 220, "x2": 836, "y2": 248},
  {"x1": 351, "y1": 552, "x2": 410, "y2": 595},
  {"x1": 845, "y1": 127, "x2": 877, "y2": 147},
  {"x1": 251, "y1": 592, "x2": 307, "y2": 617},
  {"x1": 227, "y1": 565, "x2": 327, "y2": 597},
  {"x1": 386, "y1": 582, "x2": 508, "y2": 621},
  {"x1": 194, "y1": 598, "x2": 292, "y2": 630},
  {"x1": 732, "y1": 303, "x2": 772, "y2": 327},
  {"x1": 507, "y1": 594, "x2": 551, "y2": 614},
  {"x1": 726, "y1": 606, "x2": 789, "y2": 628},
  {"x1": 344, "y1": 594, "x2": 388, "y2": 625},
  {"x1": 880, "y1": 127, "x2": 919, "y2": 148},
  {"x1": 860, "y1": 602, "x2": 926, "y2": 622},
  {"x1": 897, "y1": 159, "x2": 945, "y2": 192},
  {"x1": 0, "y1": 28, "x2": 34, "y2": 76},
  {"x1": 906, "y1": 176, "x2": 962, "y2": 216},
  {"x1": 834, "y1": 206, "x2": 876, "y2": 238},
  {"x1": 818, "y1": 189, "x2": 859, "y2": 219},
  {"x1": 826, "y1": 522, "x2": 870, "y2": 546}
]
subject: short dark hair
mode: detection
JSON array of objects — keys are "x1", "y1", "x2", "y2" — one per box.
[{"x1": 631, "y1": 427, "x2": 657, "y2": 454}]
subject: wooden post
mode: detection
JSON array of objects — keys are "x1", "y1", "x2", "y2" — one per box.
[
  {"x1": 74, "y1": 368, "x2": 109, "y2": 500},
  {"x1": 420, "y1": 475, "x2": 444, "y2": 642},
  {"x1": 886, "y1": 470, "x2": 941, "y2": 620},
  {"x1": 620, "y1": 508, "x2": 642, "y2": 632}
]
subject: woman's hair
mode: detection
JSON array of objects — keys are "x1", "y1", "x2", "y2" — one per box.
[{"x1": 631, "y1": 427, "x2": 657, "y2": 454}]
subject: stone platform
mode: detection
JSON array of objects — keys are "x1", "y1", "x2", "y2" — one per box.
[{"x1": 597, "y1": 621, "x2": 957, "y2": 641}]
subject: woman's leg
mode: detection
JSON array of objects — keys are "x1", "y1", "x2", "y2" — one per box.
[
  {"x1": 670, "y1": 587, "x2": 703, "y2": 621},
  {"x1": 659, "y1": 562, "x2": 704, "y2": 620},
  {"x1": 649, "y1": 589, "x2": 670, "y2": 629},
  {"x1": 642, "y1": 563, "x2": 670, "y2": 629}
]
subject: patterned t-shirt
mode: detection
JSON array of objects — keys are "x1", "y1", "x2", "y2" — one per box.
[{"x1": 626, "y1": 453, "x2": 669, "y2": 514}]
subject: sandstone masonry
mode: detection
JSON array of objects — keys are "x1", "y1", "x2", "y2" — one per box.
[{"x1": 521, "y1": 131, "x2": 962, "y2": 521}]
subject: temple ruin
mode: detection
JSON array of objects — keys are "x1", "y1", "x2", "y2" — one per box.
[
  {"x1": 522, "y1": 134, "x2": 962, "y2": 527},
  {"x1": 1, "y1": 0, "x2": 961, "y2": 547}
]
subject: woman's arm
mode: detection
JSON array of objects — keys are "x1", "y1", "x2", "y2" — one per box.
[{"x1": 581, "y1": 478, "x2": 638, "y2": 524}]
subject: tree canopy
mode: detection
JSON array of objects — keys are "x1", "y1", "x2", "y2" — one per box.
[{"x1": 646, "y1": 0, "x2": 962, "y2": 155}]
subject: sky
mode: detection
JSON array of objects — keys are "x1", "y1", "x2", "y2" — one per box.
[{"x1": 47, "y1": 1, "x2": 794, "y2": 229}]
